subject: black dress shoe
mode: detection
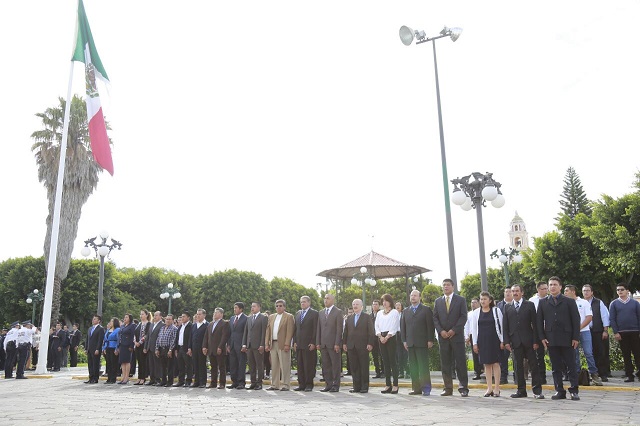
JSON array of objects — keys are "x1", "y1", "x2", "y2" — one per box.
[
  {"x1": 408, "y1": 391, "x2": 421, "y2": 395},
  {"x1": 84, "y1": 380, "x2": 93, "y2": 384},
  {"x1": 304, "y1": 388, "x2": 313, "y2": 392},
  {"x1": 570, "y1": 393, "x2": 580, "y2": 401},
  {"x1": 511, "y1": 392, "x2": 527, "y2": 398},
  {"x1": 329, "y1": 387, "x2": 338, "y2": 392},
  {"x1": 189, "y1": 383, "x2": 200, "y2": 388},
  {"x1": 227, "y1": 385, "x2": 237, "y2": 389},
  {"x1": 145, "y1": 381, "x2": 156, "y2": 386},
  {"x1": 551, "y1": 392, "x2": 567, "y2": 400},
  {"x1": 266, "y1": 386, "x2": 279, "y2": 391},
  {"x1": 460, "y1": 390, "x2": 469, "y2": 397},
  {"x1": 534, "y1": 394, "x2": 545, "y2": 399},
  {"x1": 172, "y1": 382, "x2": 185, "y2": 387},
  {"x1": 236, "y1": 385, "x2": 246, "y2": 390},
  {"x1": 440, "y1": 390, "x2": 453, "y2": 396},
  {"x1": 198, "y1": 384, "x2": 206, "y2": 388},
  {"x1": 360, "y1": 390, "x2": 368, "y2": 394},
  {"x1": 254, "y1": 385, "x2": 263, "y2": 390},
  {"x1": 349, "y1": 389, "x2": 360, "y2": 393},
  {"x1": 206, "y1": 384, "x2": 216, "y2": 388},
  {"x1": 293, "y1": 387, "x2": 305, "y2": 391},
  {"x1": 319, "y1": 387, "x2": 331, "y2": 392},
  {"x1": 624, "y1": 377, "x2": 635, "y2": 382},
  {"x1": 247, "y1": 384, "x2": 257, "y2": 390},
  {"x1": 217, "y1": 386, "x2": 225, "y2": 389}
]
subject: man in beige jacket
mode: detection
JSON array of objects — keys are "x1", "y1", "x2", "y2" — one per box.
[{"x1": 265, "y1": 299, "x2": 295, "y2": 391}]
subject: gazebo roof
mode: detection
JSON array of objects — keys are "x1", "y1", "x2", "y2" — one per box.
[{"x1": 317, "y1": 250, "x2": 431, "y2": 280}]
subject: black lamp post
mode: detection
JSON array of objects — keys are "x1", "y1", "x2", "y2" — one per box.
[
  {"x1": 160, "y1": 283, "x2": 181, "y2": 316},
  {"x1": 490, "y1": 247, "x2": 522, "y2": 287},
  {"x1": 81, "y1": 231, "x2": 123, "y2": 317},
  {"x1": 26, "y1": 288, "x2": 45, "y2": 326}
]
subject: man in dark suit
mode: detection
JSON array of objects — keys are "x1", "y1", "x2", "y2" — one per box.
[
  {"x1": 173, "y1": 311, "x2": 192, "y2": 387},
  {"x1": 144, "y1": 311, "x2": 164, "y2": 386},
  {"x1": 227, "y1": 302, "x2": 248, "y2": 389},
  {"x1": 51, "y1": 322, "x2": 64, "y2": 372},
  {"x1": 242, "y1": 302, "x2": 268, "y2": 390},
  {"x1": 496, "y1": 287, "x2": 514, "y2": 384},
  {"x1": 371, "y1": 300, "x2": 384, "y2": 378},
  {"x1": 85, "y1": 315, "x2": 104, "y2": 384},
  {"x1": 189, "y1": 308, "x2": 209, "y2": 388},
  {"x1": 316, "y1": 293, "x2": 343, "y2": 392},
  {"x1": 433, "y1": 278, "x2": 469, "y2": 397},
  {"x1": 203, "y1": 308, "x2": 231, "y2": 389},
  {"x1": 293, "y1": 295, "x2": 318, "y2": 391},
  {"x1": 69, "y1": 323, "x2": 82, "y2": 367},
  {"x1": 537, "y1": 276, "x2": 581, "y2": 401},
  {"x1": 342, "y1": 298, "x2": 375, "y2": 393},
  {"x1": 503, "y1": 284, "x2": 543, "y2": 399},
  {"x1": 402, "y1": 289, "x2": 435, "y2": 396}
]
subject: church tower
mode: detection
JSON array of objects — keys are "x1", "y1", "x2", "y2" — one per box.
[{"x1": 509, "y1": 211, "x2": 529, "y2": 249}]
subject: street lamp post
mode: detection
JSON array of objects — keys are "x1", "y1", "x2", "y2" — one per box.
[
  {"x1": 451, "y1": 172, "x2": 505, "y2": 292},
  {"x1": 81, "y1": 231, "x2": 123, "y2": 317},
  {"x1": 160, "y1": 283, "x2": 181, "y2": 316},
  {"x1": 351, "y1": 267, "x2": 376, "y2": 310},
  {"x1": 26, "y1": 288, "x2": 45, "y2": 326},
  {"x1": 399, "y1": 25, "x2": 462, "y2": 290},
  {"x1": 490, "y1": 248, "x2": 522, "y2": 287}
]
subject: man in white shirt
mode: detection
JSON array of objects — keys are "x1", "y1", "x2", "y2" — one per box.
[
  {"x1": 582, "y1": 284, "x2": 611, "y2": 381},
  {"x1": 465, "y1": 298, "x2": 482, "y2": 380},
  {"x1": 529, "y1": 281, "x2": 549, "y2": 384},
  {"x1": 564, "y1": 285, "x2": 602, "y2": 385},
  {"x1": 265, "y1": 299, "x2": 295, "y2": 391}
]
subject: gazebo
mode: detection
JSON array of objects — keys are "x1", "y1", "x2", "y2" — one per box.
[{"x1": 317, "y1": 250, "x2": 431, "y2": 307}]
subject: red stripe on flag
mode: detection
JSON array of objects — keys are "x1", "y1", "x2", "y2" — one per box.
[{"x1": 88, "y1": 107, "x2": 114, "y2": 175}]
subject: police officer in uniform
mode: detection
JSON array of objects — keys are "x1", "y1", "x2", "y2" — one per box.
[
  {"x1": 16, "y1": 321, "x2": 34, "y2": 379},
  {"x1": 3, "y1": 321, "x2": 20, "y2": 379}
]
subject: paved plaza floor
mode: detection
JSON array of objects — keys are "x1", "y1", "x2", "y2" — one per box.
[{"x1": 1, "y1": 368, "x2": 639, "y2": 425}]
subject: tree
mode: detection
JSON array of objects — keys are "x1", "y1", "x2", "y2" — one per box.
[
  {"x1": 460, "y1": 268, "x2": 510, "y2": 308},
  {"x1": 420, "y1": 284, "x2": 442, "y2": 308},
  {"x1": 559, "y1": 167, "x2": 592, "y2": 219},
  {"x1": 31, "y1": 95, "x2": 111, "y2": 322},
  {"x1": 199, "y1": 269, "x2": 271, "y2": 318},
  {"x1": 268, "y1": 277, "x2": 322, "y2": 314}
]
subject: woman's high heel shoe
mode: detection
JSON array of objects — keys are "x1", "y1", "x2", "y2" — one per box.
[
  {"x1": 492, "y1": 391, "x2": 500, "y2": 397},
  {"x1": 381, "y1": 387, "x2": 392, "y2": 394},
  {"x1": 483, "y1": 391, "x2": 494, "y2": 397},
  {"x1": 391, "y1": 387, "x2": 399, "y2": 394}
]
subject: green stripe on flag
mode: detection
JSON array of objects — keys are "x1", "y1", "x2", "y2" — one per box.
[{"x1": 72, "y1": 0, "x2": 109, "y2": 81}]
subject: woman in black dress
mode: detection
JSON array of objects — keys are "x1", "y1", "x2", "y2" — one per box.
[
  {"x1": 134, "y1": 310, "x2": 151, "y2": 385},
  {"x1": 471, "y1": 291, "x2": 504, "y2": 397},
  {"x1": 116, "y1": 313, "x2": 136, "y2": 384}
]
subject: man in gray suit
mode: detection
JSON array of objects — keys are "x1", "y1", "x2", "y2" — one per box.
[
  {"x1": 343, "y1": 298, "x2": 375, "y2": 393},
  {"x1": 316, "y1": 293, "x2": 343, "y2": 392},
  {"x1": 242, "y1": 301, "x2": 267, "y2": 390},
  {"x1": 144, "y1": 311, "x2": 164, "y2": 386},
  {"x1": 433, "y1": 279, "x2": 469, "y2": 397},
  {"x1": 402, "y1": 289, "x2": 435, "y2": 396}
]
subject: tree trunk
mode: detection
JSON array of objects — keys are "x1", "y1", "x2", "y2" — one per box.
[{"x1": 51, "y1": 275, "x2": 62, "y2": 324}]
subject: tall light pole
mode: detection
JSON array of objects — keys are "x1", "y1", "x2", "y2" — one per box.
[
  {"x1": 81, "y1": 231, "x2": 123, "y2": 317},
  {"x1": 351, "y1": 267, "x2": 376, "y2": 311},
  {"x1": 490, "y1": 248, "x2": 522, "y2": 287},
  {"x1": 160, "y1": 283, "x2": 181, "y2": 316},
  {"x1": 399, "y1": 25, "x2": 463, "y2": 290},
  {"x1": 451, "y1": 172, "x2": 505, "y2": 292},
  {"x1": 26, "y1": 288, "x2": 45, "y2": 326}
]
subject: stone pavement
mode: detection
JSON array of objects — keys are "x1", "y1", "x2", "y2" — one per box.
[{"x1": 1, "y1": 368, "x2": 639, "y2": 425}]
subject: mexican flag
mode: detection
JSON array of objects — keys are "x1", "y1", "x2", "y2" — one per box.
[{"x1": 71, "y1": 0, "x2": 113, "y2": 175}]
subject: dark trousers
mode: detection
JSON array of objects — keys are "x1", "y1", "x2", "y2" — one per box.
[
  {"x1": 439, "y1": 338, "x2": 468, "y2": 391},
  {"x1": 320, "y1": 346, "x2": 341, "y2": 389},
  {"x1": 159, "y1": 350, "x2": 174, "y2": 385},
  {"x1": 4, "y1": 347, "x2": 16, "y2": 378},
  {"x1": 296, "y1": 347, "x2": 317, "y2": 389},
  {"x1": 192, "y1": 347, "x2": 207, "y2": 386},
  {"x1": 500, "y1": 348, "x2": 511, "y2": 382},
  {"x1": 535, "y1": 345, "x2": 547, "y2": 382},
  {"x1": 87, "y1": 350, "x2": 101, "y2": 382},
  {"x1": 513, "y1": 344, "x2": 542, "y2": 395},
  {"x1": 264, "y1": 348, "x2": 271, "y2": 375},
  {"x1": 619, "y1": 332, "x2": 640, "y2": 377},
  {"x1": 135, "y1": 346, "x2": 148, "y2": 380},
  {"x1": 148, "y1": 350, "x2": 162, "y2": 383},
  {"x1": 590, "y1": 330, "x2": 608, "y2": 377},
  {"x1": 16, "y1": 344, "x2": 29, "y2": 378},
  {"x1": 396, "y1": 342, "x2": 408, "y2": 375},
  {"x1": 372, "y1": 341, "x2": 383, "y2": 374},
  {"x1": 247, "y1": 348, "x2": 264, "y2": 385},
  {"x1": 53, "y1": 346, "x2": 62, "y2": 370},
  {"x1": 472, "y1": 346, "x2": 482, "y2": 375},
  {"x1": 176, "y1": 346, "x2": 193, "y2": 384},
  {"x1": 347, "y1": 345, "x2": 370, "y2": 391},
  {"x1": 548, "y1": 345, "x2": 578, "y2": 394},
  {"x1": 209, "y1": 353, "x2": 227, "y2": 386},
  {"x1": 70, "y1": 347, "x2": 78, "y2": 367},
  {"x1": 408, "y1": 346, "x2": 431, "y2": 393},
  {"x1": 106, "y1": 348, "x2": 118, "y2": 382},
  {"x1": 229, "y1": 346, "x2": 247, "y2": 386},
  {"x1": 379, "y1": 335, "x2": 398, "y2": 387}
]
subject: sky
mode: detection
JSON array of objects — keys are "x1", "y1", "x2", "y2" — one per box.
[{"x1": 1, "y1": 1, "x2": 639, "y2": 293}]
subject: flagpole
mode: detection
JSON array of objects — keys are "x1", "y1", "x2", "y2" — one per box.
[{"x1": 34, "y1": 61, "x2": 75, "y2": 376}]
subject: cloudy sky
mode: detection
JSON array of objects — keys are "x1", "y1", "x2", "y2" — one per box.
[{"x1": 1, "y1": 0, "x2": 638, "y2": 292}]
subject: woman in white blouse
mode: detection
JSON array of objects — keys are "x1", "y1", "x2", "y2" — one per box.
[{"x1": 375, "y1": 294, "x2": 401, "y2": 394}]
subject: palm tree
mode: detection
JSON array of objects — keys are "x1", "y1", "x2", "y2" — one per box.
[{"x1": 31, "y1": 95, "x2": 110, "y2": 323}]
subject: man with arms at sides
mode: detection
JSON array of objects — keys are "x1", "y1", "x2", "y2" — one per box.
[
  {"x1": 433, "y1": 278, "x2": 469, "y2": 397},
  {"x1": 496, "y1": 287, "x2": 514, "y2": 384},
  {"x1": 465, "y1": 298, "x2": 482, "y2": 380},
  {"x1": 564, "y1": 285, "x2": 602, "y2": 385},
  {"x1": 537, "y1": 276, "x2": 581, "y2": 400},
  {"x1": 173, "y1": 311, "x2": 192, "y2": 387},
  {"x1": 316, "y1": 293, "x2": 344, "y2": 392},
  {"x1": 242, "y1": 301, "x2": 268, "y2": 390},
  {"x1": 227, "y1": 302, "x2": 248, "y2": 390},
  {"x1": 293, "y1": 296, "x2": 318, "y2": 391},
  {"x1": 189, "y1": 308, "x2": 209, "y2": 388},
  {"x1": 343, "y1": 298, "x2": 375, "y2": 393},
  {"x1": 582, "y1": 284, "x2": 611, "y2": 381},
  {"x1": 371, "y1": 300, "x2": 384, "y2": 378},
  {"x1": 203, "y1": 307, "x2": 230, "y2": 389},
  {"x1": 609, "y1": 283, "x2": 640, "y2": 382},
  {"x1": 402, "y1": 289, "x2": 435, "y2": 396},
  {"x1": 529, "y1": 281, "x2": 549, "y2": 384},
  {"x1": 155, "y1": 314, "x2": 177, "y2": 387},
  {"x1": 85, "y1": 315, "x2": 104, "y2": 384},
  {"x1": 69, "y1": 323, "x2": 82, "y2": 368},
  {"x1": 502, "y1": 284, "x2": 544, "y2": 399},
  {"x1": 144, "y1": 311, "x2": 164, "y2": 386},
  {"x1": 265, "y1": 299, "x2": 295, "y2": 391}
]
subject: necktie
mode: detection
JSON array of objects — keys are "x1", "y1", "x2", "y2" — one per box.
[
  {"x1": 515, "y1": 301, "x2": 520, "y2": 311},
  {"x1": 412, "y1": 306, "x2": 417, "y2": 314},
  {"x1": 354, "y1": 314, "x2": 359, "y2": 326},
  {"x1": 445, "y1": 296, "x2": 450, "y2": 313},
  {"x1": 300, "y1": 310, "x2": 306, "y2": 323},
  {"x1": 325, "y1": 308, "x2": 329, "y2": 317},
  {"x1": 90, "y1": 326, "x2": 94, "y2": 336},
  {"x1": 253, "y1": 314, "x2": 257, "y2": 321}
]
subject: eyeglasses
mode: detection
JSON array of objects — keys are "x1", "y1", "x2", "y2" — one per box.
[{"x1": 616, "y1": 288, "x2": 626, "y2": 292}]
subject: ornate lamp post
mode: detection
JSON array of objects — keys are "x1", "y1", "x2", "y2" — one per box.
[
  {"x1": 490, "y1": 247, "x2": 522, "y2": 287},
  {"x1": 399, "y1": 25, "x2": 462, "y2": 289},
  {"x1": 26, "y1": 288, "x2": 45, "y2": 326},
  {"x1": 451, "y1": 172, "x2": 505, "y2": 292},
  {"x1": 81, "y1": 231, "x2": 123, "y2": 317},
  {"x1": 160, "y1": 283, "x2": 181, "y2": 316},
  {"x1": 351, "y1": 267, "x2": 376, "y2": 310}
]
